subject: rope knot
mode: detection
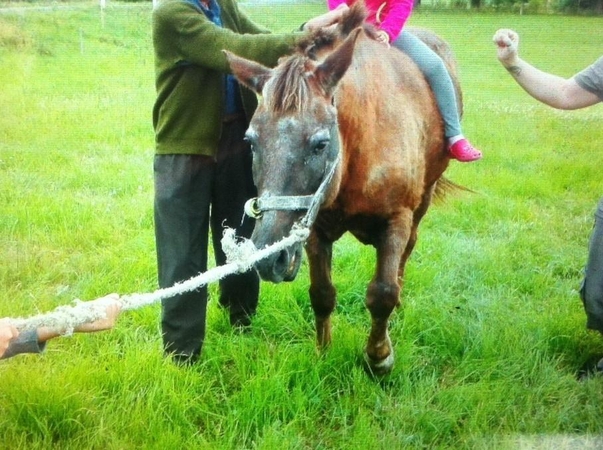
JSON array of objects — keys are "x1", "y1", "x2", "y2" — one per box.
[{"x1": 221, "y1": 228, "x2": 258, "y2": 271}]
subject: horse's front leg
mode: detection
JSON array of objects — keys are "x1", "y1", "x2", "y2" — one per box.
[
  {"x1": 305, "y1": 229, "x2": 336, "y2": 349},
  {"x1": 399, "y1": 187, "x2": 434, "y2": 279},
  {"x1": 365, "y1": 211, "x2": 412, "y2": 375}
]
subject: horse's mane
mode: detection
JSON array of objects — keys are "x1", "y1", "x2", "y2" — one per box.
[{"x1": 266, "y1": 2, "x2": 376, "y2": 114}]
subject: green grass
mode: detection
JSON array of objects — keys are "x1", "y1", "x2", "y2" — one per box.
[{"x1": 1, "y1": 2, "x2": 603, "y2": 448}]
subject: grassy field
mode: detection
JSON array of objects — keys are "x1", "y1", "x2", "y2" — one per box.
[{"x1": 1, "y1": 2, "x2": 603, "y2": 448}]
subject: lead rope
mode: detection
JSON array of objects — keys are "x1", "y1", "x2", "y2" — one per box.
[
  {"x1": 6, "y1": 228, "x2": 309, "y2": 334},
  {"x1": 6, "y1": 153, "x2": 341, "y2": 335}
]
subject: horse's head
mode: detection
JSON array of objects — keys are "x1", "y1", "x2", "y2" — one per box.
[{"x1": 225, "y1": 28, "x2": 362, "y2": 283}]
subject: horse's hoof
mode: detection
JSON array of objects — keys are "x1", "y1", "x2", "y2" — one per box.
[{"x1": 363, "y1": 349, "x2": 394, "y2": 376}]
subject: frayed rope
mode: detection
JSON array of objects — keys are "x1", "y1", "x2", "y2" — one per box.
[{"x1": 6, "y1": 226, "x2": 310, "y2": 334}]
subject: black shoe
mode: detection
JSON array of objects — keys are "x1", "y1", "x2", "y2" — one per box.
[
  {"x1": 168, "y1": 351, "x2": 200, "y2": 367},
  {"x1": 230, "y1": 311, "x2": 253, "y2": 332},
  {"x1": 577, "y1": 356, "x2": 603, "y2": 381}
]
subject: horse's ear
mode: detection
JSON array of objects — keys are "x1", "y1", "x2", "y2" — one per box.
[
  {"x1": 339, "y1": 1, "x2": 368, "y2": 38},
  {"x1": 223, "y1": 50, "x2": 272, "y2": 95},
  {"x1": 313, "y1": 28, "x2": 361, "y2": 98}
]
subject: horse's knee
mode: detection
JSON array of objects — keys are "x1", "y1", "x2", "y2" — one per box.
[
  {"x1": 366, "y1": 282, "x2": 399, "y2": 318},
  {"x1": 309, "y1": 284, "x2": 337, "y2": 317}
]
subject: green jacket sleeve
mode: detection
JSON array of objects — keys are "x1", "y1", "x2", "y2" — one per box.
[{"x1": 153, "y1": 0, "x2": 301, "y2": 74}]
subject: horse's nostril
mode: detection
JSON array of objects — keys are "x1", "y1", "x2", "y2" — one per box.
[{"x1": 274, "y1": 249, "x2": 289, "y2": 275}]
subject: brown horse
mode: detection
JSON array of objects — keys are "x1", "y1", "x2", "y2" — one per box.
[{"x1": 225, "y1": 6, "x2": 459, "y2": 374}]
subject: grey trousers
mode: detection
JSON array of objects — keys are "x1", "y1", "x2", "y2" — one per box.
[
  {"x1": 581, "y1": 197, "x2": 603, "y2": 333},
  {"x1": 393, "y1": 31, "x2": 462, "y2": 139},
  {"x1": 154, "y1": 118, "x2": 259, "y2": 361}
]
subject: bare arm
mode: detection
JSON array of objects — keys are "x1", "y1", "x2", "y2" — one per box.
[
  {"x1": 1, "y1": 294, "x2": 122, "y2": 359},
  {"x1": 303, "y1": 3, "x2": 348, "y2": 31},
  {"x1": 493, "y1": 29, "x2": 600, "y2": 110},
  {"x1": 0, "y1": 323, "x2": 19, "y2": 358},
  {"x1": 35, "y1": 294, "x2": 122, "y2": 343}
]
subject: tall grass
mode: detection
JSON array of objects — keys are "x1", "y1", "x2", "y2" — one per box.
[{"x1": 1, "y1": 2, "x2": 602, "y2": 448}]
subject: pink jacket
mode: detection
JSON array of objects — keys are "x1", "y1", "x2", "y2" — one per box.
[{"x1": 327, "y1": 0, "x2": 414, "y2": 42}]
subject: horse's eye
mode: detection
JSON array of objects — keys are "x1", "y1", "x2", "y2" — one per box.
[
  {"x1": 244, "y1": 136, "x2": 256, "y2": 153},
  {"x1": 313, "y1": 139, "x2": 329, "y2": 155}
]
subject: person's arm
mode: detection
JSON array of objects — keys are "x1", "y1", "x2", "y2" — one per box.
[
  {"x1": 493, "y1": 28, "x2": 600, "y2": 110},
  {"x1": 0, "y1": 294, "x2": 121, "y2": 360},
  {"x1": 0, "y1": 322, "x2": 19, "y2": 359},
  {"x1": 1, "y1": 329, "x2": 44, "y2": 360},
  {"x1": 154, "y1": 1, "x2": 299, "y2": 73},
  {"x1": 304, "y1": 3, "x2": 349, "y2": 32},
  {"x1": 35, "y1": 294, "x2": 122, "y2": 343}
]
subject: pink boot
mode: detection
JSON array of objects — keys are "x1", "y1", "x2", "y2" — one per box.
[{"x1": 448, "y1": 138, "x2": 482, "y2": 162}]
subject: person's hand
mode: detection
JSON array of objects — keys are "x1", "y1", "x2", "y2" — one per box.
[
  {"x1": 375, "y1": 30, "x2": 390, "y2": 46},
  {"x1": 0, "y1": 320, "x2": 19, "y2": 358},
  {"x1": 74, "y1": 294, "x2": 122, "y2": 333},
  {"x1": 303, "y1": 3, "x2": 349, "y2": 32},
  {"x1": 493, "y1": 28, "x2": 520, "y2": 67}
]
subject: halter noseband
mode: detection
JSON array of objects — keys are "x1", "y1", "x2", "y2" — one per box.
[{"x1": 244, "y1": 151, "x2": 341, "y2": 228}]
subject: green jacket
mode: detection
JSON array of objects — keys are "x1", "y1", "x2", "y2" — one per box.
[{"x1": 152, "y1": 0, "x2": 302, "y2": 156}]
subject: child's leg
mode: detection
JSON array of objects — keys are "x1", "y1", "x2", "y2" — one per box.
[{"x1": 392, "y1": 31, "x2": 481, "y2": 162}]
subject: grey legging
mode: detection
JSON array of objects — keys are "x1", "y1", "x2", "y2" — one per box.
[
  {"x1": 392, "y1": 31, "x2": 462, "y2": 139},
  {"x1": 581, "y1": 197, "x2": 603, "y2": 333}
]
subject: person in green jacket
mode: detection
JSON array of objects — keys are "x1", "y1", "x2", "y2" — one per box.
[{"x1": 152, "y1": 0, "x2": 347, "y2": 364}]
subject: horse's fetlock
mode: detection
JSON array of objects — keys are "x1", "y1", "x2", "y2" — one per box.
[{"x1": 315, "y1": 315, "x2": 332, "y2": 347}]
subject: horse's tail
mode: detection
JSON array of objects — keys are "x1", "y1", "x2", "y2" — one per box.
[{"x1": 433, "y1": 176, "x2": 474, "y2": 202}]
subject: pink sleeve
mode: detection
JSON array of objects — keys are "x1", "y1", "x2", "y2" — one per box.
[
  {"x1": 378, "y1": 0, "x2": 414, "y2": 42},
  {"x1": 327, "y1": 0, "x2": 349, "y2": 11}
]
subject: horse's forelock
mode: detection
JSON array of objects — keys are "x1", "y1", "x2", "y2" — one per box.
[
  {"x1": 263, "y1": 2, "x2": 371, "y2": 115},
  {"x1": 265, "y1": 55, "x2": 313, "y2": 114}
]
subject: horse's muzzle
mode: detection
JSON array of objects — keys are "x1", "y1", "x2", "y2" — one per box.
[{"x1": 254, "y1": 242, "x2": 303, "y2": 283}]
